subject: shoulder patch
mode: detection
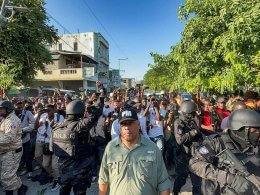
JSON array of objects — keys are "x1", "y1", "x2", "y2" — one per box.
[
  {"x1": 177, "y1": 128, "x2": 183, "y2": 134},
  {"x1": 198, "y1": 146, "x2": 209, "y2": 155}
]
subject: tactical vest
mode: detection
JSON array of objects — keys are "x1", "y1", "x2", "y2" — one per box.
[
  {"x1": 52, "y1": 120, "x2": 94, "y2": 159},
  {"x1": 176, "y1": 118, "x2": 203, "y2": 156},
  {"x1": 203, "y1": 133, "x2": 260, "y2": 177}
]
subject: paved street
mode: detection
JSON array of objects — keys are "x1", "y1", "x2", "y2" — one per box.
[{"x1": 0, "y1": 173, "x2": 192, "y2": 195}]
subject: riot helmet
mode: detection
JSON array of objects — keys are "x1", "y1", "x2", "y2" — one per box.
[
  {"x1": 180, "y1": 101, "x2": 196, "y2": 119},
  {"x1": 227, "y1": 109, "x2": 260, "y2": 146},
  {"x1": 66, "y1": 100, "x2": 85, "y2": 115}
]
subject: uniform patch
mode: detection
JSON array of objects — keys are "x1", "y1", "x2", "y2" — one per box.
[
  {"x1": 198, "y1": 146, "x2": 209, "y2": 155},
  {"x1": 147, "y1": 150, "x2": 154, "y2": 154},
  {"x1": 11, "y1": 124, "x2": 16, "y2": 129}
]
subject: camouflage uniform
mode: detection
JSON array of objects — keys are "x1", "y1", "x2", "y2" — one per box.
[{"x1": 0, "y1": 112, "x2": 23, "y2": 191}]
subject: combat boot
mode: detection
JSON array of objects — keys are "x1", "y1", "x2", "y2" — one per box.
[
  {"x1": 17, "y1": 184, "x2": 28, "y2": 195},
  {"x1": 5, "y1": 190, "x2": 13, "y2": 195}
]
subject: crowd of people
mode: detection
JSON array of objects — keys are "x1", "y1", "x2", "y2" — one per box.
[{"x1": 0, "y1": 86, "x2": 259, "y2": 195}]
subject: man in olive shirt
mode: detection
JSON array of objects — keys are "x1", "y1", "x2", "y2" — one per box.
[{"x1": 99, "y1": 108, "x2": 171, "y2": 195}]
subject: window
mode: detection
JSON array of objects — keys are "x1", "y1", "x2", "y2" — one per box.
[
  {"x1": 74, "y1": 42, "x2": 78, "y2": 51},
  {"x1": 58, "y1": 43, "x2": 62, "y2": 51}
]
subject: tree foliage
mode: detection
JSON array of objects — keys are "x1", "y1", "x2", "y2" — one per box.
[
  {"x1": 0, "y1": 0, "x2": 58, "y2": 87},
  {"x1": 144, "y1": 0, "x2": 260, "y2": 93},
  {"x1": 0, "y1": 60, "x2": 15, "y2": 89}
]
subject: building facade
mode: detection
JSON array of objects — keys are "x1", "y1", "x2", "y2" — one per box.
[
  {"x1": 52, "y1": 32, "x2": 110, "y2": 88},
  {"x1": 34, "y1": 32, "x2": 110, "y2": 92},
  {"x1": 34, "y1": 50, "x2": 98, "y2": 92},
  {"x1": 109, "y1": 69, "x2": 121, "y2": 90},
  {"x1": 121, "y1": 78, "x2": 135, "y2": 89}
]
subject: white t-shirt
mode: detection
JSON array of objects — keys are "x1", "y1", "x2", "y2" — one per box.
[
  {"x1": 37, "y1": 113, "x2": 64, "y2": 143},
  {"x1": 148, "y1": 108, "x2": 166, "y2": 138}
]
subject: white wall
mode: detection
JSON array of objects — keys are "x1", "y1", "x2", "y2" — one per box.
[{"x1": 52, "y1": 32, "x2": 95, "y2": 57}]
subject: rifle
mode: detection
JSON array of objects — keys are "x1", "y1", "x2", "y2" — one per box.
[{"x1": 216, "y1": 148, "x2": 260, "y2": 192}]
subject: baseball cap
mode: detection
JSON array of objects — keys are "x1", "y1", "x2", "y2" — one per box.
[{"x1": 118, "y1": 109, "x2": 138, "y2": 124}]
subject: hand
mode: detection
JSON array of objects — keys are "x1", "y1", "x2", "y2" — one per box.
[
  {"x1": 227, "y1": 174, "x2": 259, "y2": 194},
  {"x1": 190, "y1": 129, "x2": 198, "y2": 137}
]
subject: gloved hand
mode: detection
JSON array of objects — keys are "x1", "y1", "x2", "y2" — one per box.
[
  {"x1": 227, "y1": 174, "x2": 259, "y2": 194},
  {"x1": 190, "y1": 129, "x2": 199, "y2": 137}
]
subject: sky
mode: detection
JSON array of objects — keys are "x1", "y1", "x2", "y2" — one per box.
[{"x1": 45, "y1": 0, "x2": 185, "y2": 80}]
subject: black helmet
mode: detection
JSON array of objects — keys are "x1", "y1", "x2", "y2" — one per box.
[
  {"x1": 180, "y1": 101, "x2": 196, "y2": 114},
  {"x1": 227, "y1": 109, "x2": 260, "y2": 130},
  {"x1": 66, "y1": 100, "x2": 85, "y2": 115},
  {"x1": 0, "y1": 100, "x2": 15, "y2": 111}
]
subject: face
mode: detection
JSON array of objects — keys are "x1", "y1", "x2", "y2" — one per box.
[
  {"x1": 120, "y1": 120, "x2": 140, "y2": 142},
  {"x1": 47, "y1": 107, "x2": 55, "y2": 117},
  {"x1": 248, "y1": 127, "x2": 260, "y2": 146},
  {"x1": 114, "y1": 101, "x2": 121, "y2": 110},
  {"x1": 204, "y1": 101, "x2": 210, "y2": 112},
  {"x1": 48, "y1": 98, "x2": 53, "y2": 104},
  {"x1": 52, "y1": 97, "x2": 57, "y2": 103},
  {"x1": 218, "y1": 102, "x2": 226, "y2": 109},
  {"x1": 169, "y1": 111, "x2": 175, "y2": 118},
  {"x1": 16, "y1": 103, "x2": 24, "y2": 111},
  {"x1": 34, "y1": 104, "x2": 43, "y2": 113},
  {"x1": 142, "y1": 99, "x2": 147, "y2": 107},
  {"x1": 184, "y1": 111, "x2": 196, "y2": 120},
  {"x1": 0, "y1": 107, "x2": 7, "y2": 117}
]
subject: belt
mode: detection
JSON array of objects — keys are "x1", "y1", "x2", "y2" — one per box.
[
  {"x1": 15, "y1": 147, "x2": 22, "y2": 153},
  {"x1": 0, "y1": 147, "x2": 22, "y2": 155}
]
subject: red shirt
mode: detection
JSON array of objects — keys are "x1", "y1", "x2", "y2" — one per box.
[
  {"x1": 216, "y1": 108, "x2": 230, "y2": 118},
  {"x1": 201, "y1": 111, "x2": 211, "y2": 126}
]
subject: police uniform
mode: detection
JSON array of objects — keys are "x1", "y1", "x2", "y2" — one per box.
[
  {"x1": 190, "y1": 133, "x2": 260, "y2": 195},
  {"x1": 99, "y1": 135, "x2": 171, "y2": 195},
  {"x1": 173, "y1": 116, "x2": 202, "y2": 195},
  {"x1": 50, "y1": 100, "x2": 101, "y2": 195},
  {"x1": 0, "y1": 112, "x2": 23, "y2": 191},
  {"x1": 190, "y1": 109, "x2": 260, "y2": 195}
]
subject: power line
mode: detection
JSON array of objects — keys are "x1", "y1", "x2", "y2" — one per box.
[
  {"x1": 81, "y1": 0, "x2": 127, "y2": 57},
  {"x1": 59, "y1": 37, "x2": 74, "y2": 51},
  {"x1": 47, "y1": 12, "x2": 92, "y2": 54}
]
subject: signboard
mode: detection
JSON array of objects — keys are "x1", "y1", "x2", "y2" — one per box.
[{"x1": 84, "y1": 67, "x2": 95, "y2": 77}]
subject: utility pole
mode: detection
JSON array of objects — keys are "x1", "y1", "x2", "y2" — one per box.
[
  {"x1": 0, "y1": 0, "x2": 9, "y2": 26},
  {"x1": 118, "y1": 58, "x2": 128, "y2": 88},
  {"x1": 0, "y1": 0, "x2": 28, "y2": 28}
]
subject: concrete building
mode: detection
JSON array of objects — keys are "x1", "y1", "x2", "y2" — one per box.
[
  {"x1": 121, "y1": 78, "x2": 135, "y2": 89},
  {"x1": 52, "y1": 32, "x2": 110, "y2": 87},
  {"x1": 109, "y1": 69, "x2": 121, "y2": 90},
  {"x1": 34, "y1": 50, "x2": 98, "y2": 92},
  {"x1": 34, "y1": 32, "x2": 110, "y2": 92}
]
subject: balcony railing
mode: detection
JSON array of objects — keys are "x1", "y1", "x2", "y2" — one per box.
[
  {"x1": 36, "y1": 68, "x2": 83, "y2": 81},
  {"x1": 36, "y1": 68, "x2": 98, "y2": 81}
]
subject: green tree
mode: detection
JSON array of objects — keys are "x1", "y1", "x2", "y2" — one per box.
[
  {"x1": 0, "y1": 60, "x2": 15, "y2": 89},
  {"x1": 0, "y1": 0, "x2": 58, "y2": 87},
  {"x1": 144, "y1": 0, "x2": 260, "y2": 93}
]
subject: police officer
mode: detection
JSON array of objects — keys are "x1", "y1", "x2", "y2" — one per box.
[
  {"x1": 0, "y1": 100, "x2": 28, "y2": 195},
  {"x1": 173, "y1": 101, "x2": 202, "y2": 195},
  {"x1": 190, "y1": 109, "x2": 260, "y2": 195},
  {"x1": 50, "y1": 100, "x2": 102, "y2": 195}
]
